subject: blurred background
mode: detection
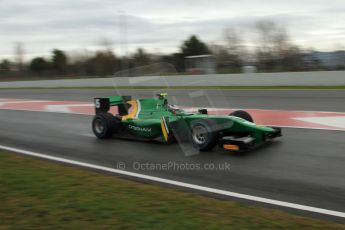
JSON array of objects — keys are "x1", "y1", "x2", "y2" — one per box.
[{"x1": 0, "y1": 0, "x2": 344, "y2": 80}]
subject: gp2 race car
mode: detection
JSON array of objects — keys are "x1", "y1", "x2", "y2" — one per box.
[{"x1": 92, "y1": 93, "x2": 281, "y2": 152}]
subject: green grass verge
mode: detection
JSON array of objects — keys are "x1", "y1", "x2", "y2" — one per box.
[
  {"x1": 0, "y1": 151, "x2": 344, "y2": 229},
  {"x1": 1, "y1": 85, "x2": 345, "y2": 90}
]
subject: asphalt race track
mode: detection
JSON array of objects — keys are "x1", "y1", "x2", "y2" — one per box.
[{"x1": 1, "y1": 89, "x2": 345, "y2": 220}]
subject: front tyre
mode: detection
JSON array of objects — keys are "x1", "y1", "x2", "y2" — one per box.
[
  {"x1": 190, "y1": 120, "x2": 218, "y2": 151},
  {"x1": 92, "y1": 113, "x2": 119, "y2": 139},
  {"x1": 229, "y1": 110, "x2": 254, "y2": 122}
]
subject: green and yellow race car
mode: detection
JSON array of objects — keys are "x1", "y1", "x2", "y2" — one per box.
[{"x1": 92, "y1": 93, "x2": 281, "y2": 152}]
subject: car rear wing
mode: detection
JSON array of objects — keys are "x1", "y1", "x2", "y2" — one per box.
[{"x1": 94, "y1": 96, "x2": 132, "y2": 115}]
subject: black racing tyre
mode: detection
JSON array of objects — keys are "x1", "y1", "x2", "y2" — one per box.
[
  {"x1": 92, "y1": 113, "x2": 120, "y2": 139},
  {"x1": 229, "y1": 110, "x2": 254, "y2": 122},
  {"x1": 190, "y1": 119, "x2": 218, "y2": 151}
]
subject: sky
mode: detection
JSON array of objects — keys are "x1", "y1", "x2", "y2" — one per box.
[{"x1": 0, "y1": 0, "x2": 344, "y2": 61}]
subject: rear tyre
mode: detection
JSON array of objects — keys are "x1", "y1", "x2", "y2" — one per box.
[
  {"x1": 190, "y1": 120, "x2": 218, "y2": 151},
  {"x1": 92, "y1": 113, "x2": 120, "y2": 139},
  {"x1": 229, "y1": 110, "x2": 254, "y2": 122}
]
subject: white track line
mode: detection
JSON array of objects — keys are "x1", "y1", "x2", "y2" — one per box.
[
  {"x1": 262, "y1": 124, "x2": 345, "y2": 132},
  {"x1": 0, "y1": 100, "x2": 48, "y2": 106},
  {"x1": 45, "y1": 104, "x2": 93, "y2": 113},
  {"x1": 180, "y1": 106, "x2": 345, "y2": 114},
  {"x1": 0, "y1": 144, "x2": 344, "y2": 218}
]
